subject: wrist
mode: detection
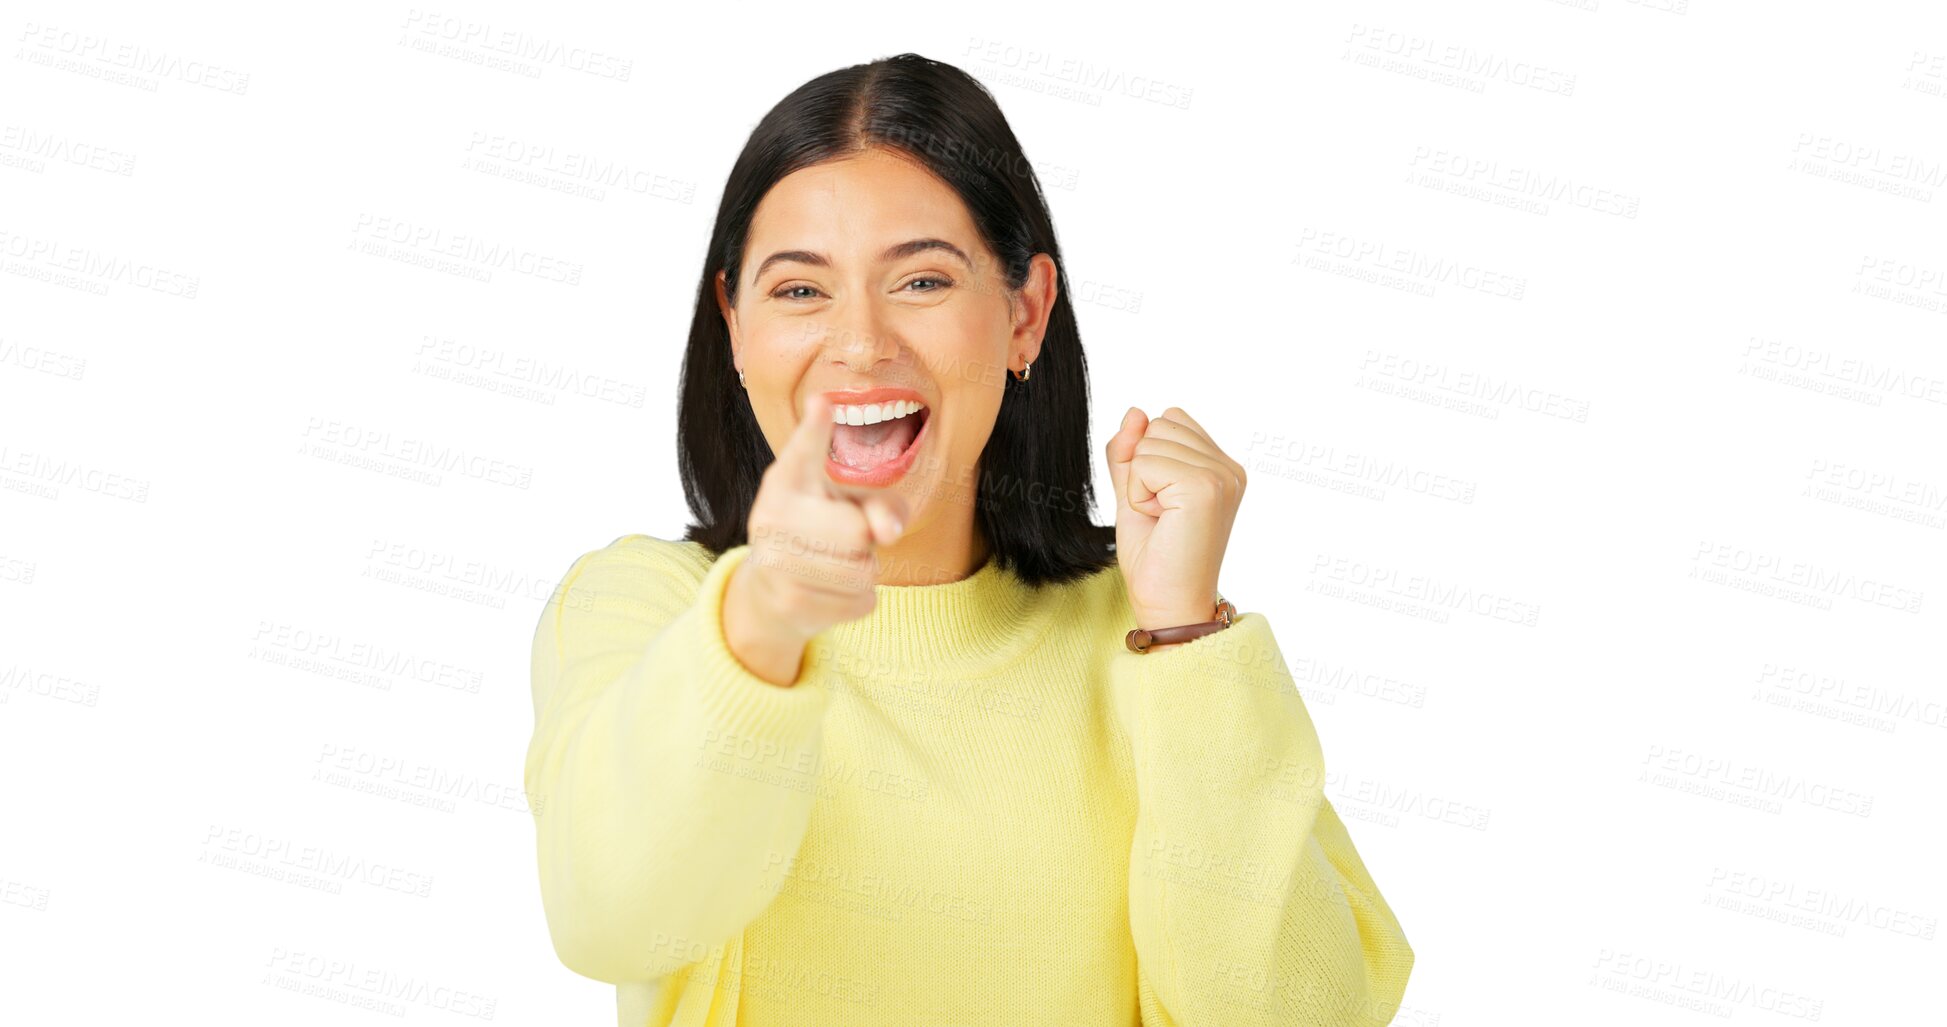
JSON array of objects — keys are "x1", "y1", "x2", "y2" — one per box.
[
  {"x1": 1131, "y1": 601, "x2": 1220, "y2": 632},
  {"x1": 723, "y1": 562, "x2": 812, "y2": 686}
]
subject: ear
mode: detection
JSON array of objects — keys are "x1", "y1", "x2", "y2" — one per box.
[
  {"x1": 1009, "y1": 253, "x2": 1058, "y2": 371},
  {"x1": 714, "y1": 268, "x2": 741, "y2": 366}
]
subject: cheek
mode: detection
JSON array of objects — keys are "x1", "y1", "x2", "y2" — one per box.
[
  {"x1": 933, "y1": 389, "x2": 1005, "y2": 461},
  {"x1": 930, "y1": 318, "x2": 1004, "y2": 366},
  {"x1": 746, "y1": 319, "x2": 814, "y2": 360},
  {"x1": 913, "y1": 319, "x2": 1012, "y2": 399}
]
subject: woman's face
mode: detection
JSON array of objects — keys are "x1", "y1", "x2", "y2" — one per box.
[{"x1": 717, "y1": 146, "x2": 1056, "y2": 562}]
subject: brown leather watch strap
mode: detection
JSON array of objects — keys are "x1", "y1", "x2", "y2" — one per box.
[{"x1": 1125, "y1": 596, "x2": 1236, "y2": 653}]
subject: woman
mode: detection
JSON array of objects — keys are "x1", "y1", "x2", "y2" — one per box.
[{"x1": 525, "y1": 52, "x2": 1413, "y2": 1026}]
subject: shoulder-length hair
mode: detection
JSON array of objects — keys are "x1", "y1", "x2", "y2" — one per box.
[{"x1": 676, "y1": 52, "x2": 1115, "y2": 588}]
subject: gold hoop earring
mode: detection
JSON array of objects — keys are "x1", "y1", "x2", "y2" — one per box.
[{"x1": 1011, "y1": 360, "x2": 1032, "y2": 383}]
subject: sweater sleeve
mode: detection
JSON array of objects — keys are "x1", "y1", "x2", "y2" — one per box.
[
  {"x1": 1108, "y1": 610, "x2": 1415, "y2": 1026},
  {"x1": 523, "y1": 538, "x2": 832, "y2": 984}
]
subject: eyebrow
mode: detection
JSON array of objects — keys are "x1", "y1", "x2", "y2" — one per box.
[{"x1": 751, "y1": 238, "x2": 973, "y2": 283}]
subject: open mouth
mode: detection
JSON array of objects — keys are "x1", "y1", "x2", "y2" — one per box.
[{"x1": 827, "y1": 398, "x2": 930, "y2": 483}]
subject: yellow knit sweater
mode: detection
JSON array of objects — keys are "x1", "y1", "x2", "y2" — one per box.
[{"x1": 524, "y1": 534, "x2": 1413, "y2": 1026}]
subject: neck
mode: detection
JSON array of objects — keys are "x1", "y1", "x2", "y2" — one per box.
[{"x1": 874, "y1": 517, "x2": 989, "y2": 586}]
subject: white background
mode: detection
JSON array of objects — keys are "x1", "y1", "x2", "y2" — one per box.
[{"x1": 2, "y1": 1, "x2": 1942, "y2": 1023}]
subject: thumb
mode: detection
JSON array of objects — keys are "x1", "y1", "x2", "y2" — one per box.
[
  {"x1": 857, "y1": 491, "x2": 911, "y2": 547},
  {"x1": 1104, "y1": 406, "x2": 1145, "y2": 512}
]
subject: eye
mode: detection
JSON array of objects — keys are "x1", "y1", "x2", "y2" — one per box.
[
  {"x1": 770, "y1": 283, "x2": 824, "y2": 301},
  {"x1": 902, "y1": 275, "x2": 954, "y2": 294}
]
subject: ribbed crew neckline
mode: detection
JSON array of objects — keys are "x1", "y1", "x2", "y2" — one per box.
[{"x1": 790, "y1": 547, "x2": 1054, "y2": 677}]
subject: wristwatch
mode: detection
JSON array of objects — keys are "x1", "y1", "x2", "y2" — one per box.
[{"x1": 1125, "y1": 594, "x2": 1236, "y2": 653}]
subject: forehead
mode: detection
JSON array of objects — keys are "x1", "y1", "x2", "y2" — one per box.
[{"x1": 747, "y1": 149, "x2": 980, "y2": 256}]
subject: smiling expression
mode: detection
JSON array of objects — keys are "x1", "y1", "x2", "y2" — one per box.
[{"x1": 716, "y1": 145, "x2": 1056, "y2": 546}]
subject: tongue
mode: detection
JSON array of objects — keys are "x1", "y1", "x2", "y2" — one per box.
[{"x1": 831, "y1": 414, "x2": 919, "y2": 470}]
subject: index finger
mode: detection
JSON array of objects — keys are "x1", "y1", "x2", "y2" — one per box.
[
  {"x1": 779, "y1": 394, "x2": 911, "y2": 532},
  {"x1": 1157, "y1": 406, "x2": 1245, "y2": 482},
  {"x1": 778, "y1": 392, "x2": 840, "y2": 492}
]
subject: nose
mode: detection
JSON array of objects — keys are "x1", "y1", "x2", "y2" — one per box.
[{"x1": 823, "y1": 297, "x2": 902, "y2": 374}]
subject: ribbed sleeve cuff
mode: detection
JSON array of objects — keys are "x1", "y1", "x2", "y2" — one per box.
[{"x1": 676, "y1": 543, "x2": 831, "y2": 741}]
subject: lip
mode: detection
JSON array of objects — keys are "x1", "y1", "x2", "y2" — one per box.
[
  {"x1": 821, "y1": 386, "x2": 928, "y2": 408},
  {"x1": 821, "y1": 387, "x2": 932, "y2": 488}
]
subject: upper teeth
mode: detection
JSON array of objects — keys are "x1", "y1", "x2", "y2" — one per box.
[{"x1": 831, "y1": 399, "x2": 924, "y2": 426}]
